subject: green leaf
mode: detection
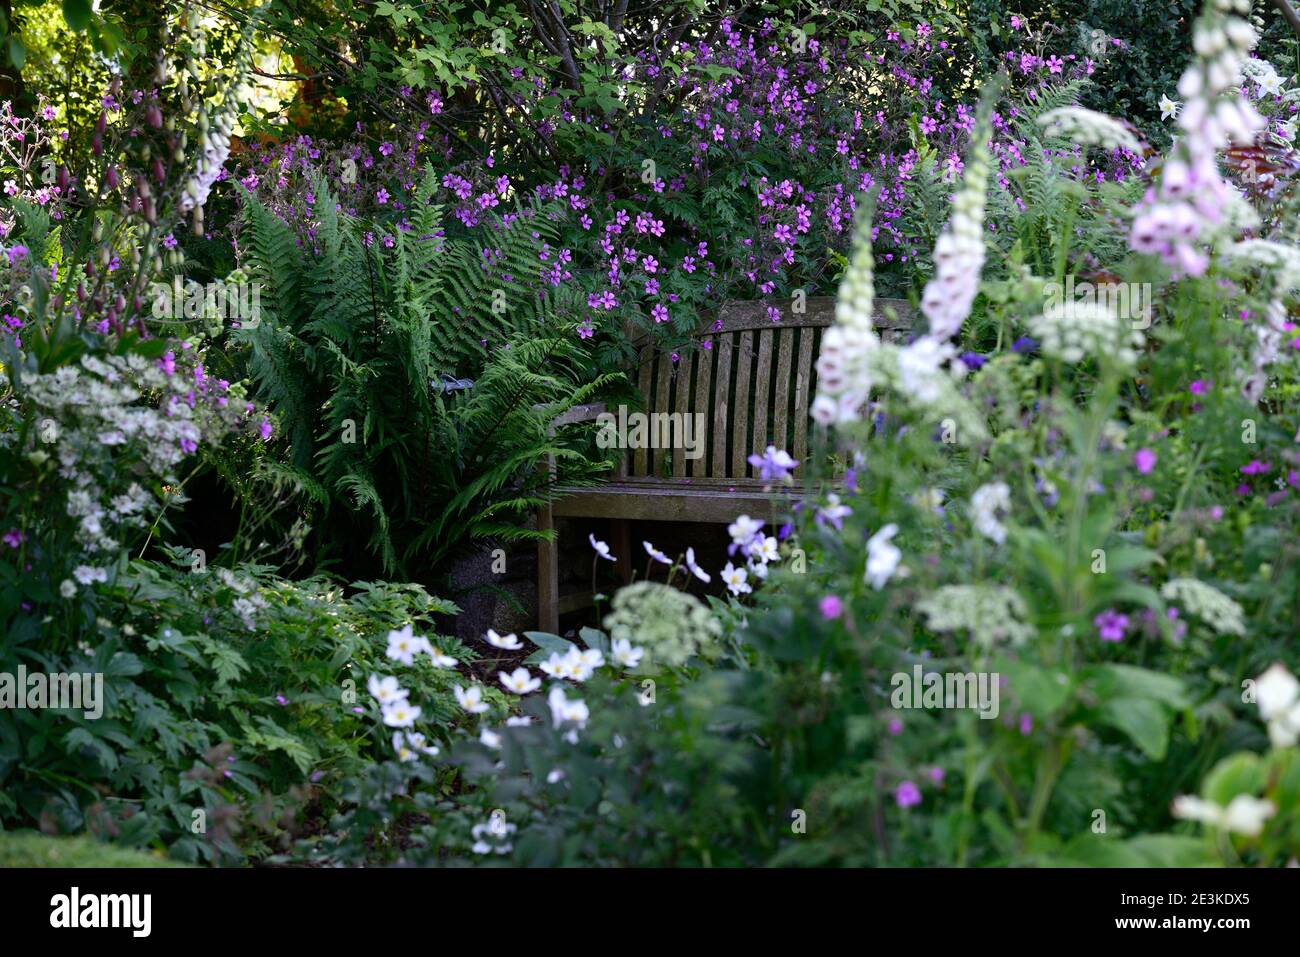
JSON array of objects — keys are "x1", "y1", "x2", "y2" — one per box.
[
  {"x1": 1202, "y1": 752, "x2": 1266, "y2": 806},
  {"x1": 1098, "y1": 697, "x2": 1170, "y2": 760},
  {"x1": 6, "y1": 36, "x2": 24, "y2": 69},
  {"x1": 63, "y1": 0, "x2": 92, "y2": 32}
]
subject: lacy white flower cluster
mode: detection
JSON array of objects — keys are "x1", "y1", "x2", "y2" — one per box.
[
  {"x1": 1026, "y1": 299, "x2": 1146, "y2": 367},
  {"x1": 915, "y1": 584, "x2": 1036, "y2": 647},
  {"x1": 1129, "y1": 0, "x2": 1263, "y2": 276},
  {"x1": 1228, "y1": 239, "x2": 1300, "y2": 292},
  {"x1": 603, "y1": 581, "x2": 721, "y2": 669},
  {"x1": 812, "y1": 202, "x2": 880, "y2": 425},
  {"x1": 1036, "y1": 106, "x2": 1142, "y2": 152},
  {"x1": 13, "y1": 349, "x2": 259, "y2": 589},
  {"x1": 1160, "y1": 577, "x2": 1246, "y2": 636}
]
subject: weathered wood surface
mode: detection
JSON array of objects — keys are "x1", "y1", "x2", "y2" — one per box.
[{"x1": 536, "y1": 296, "x2": 916, "y2": 630}]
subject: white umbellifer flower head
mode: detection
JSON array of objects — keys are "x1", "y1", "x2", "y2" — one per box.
[
  {"x1": 1160, "y1": 578, "x2": 1246, "y2": 636},
  {"x1": 59, "y1": 579, "x2": 78, "y2": 598},
  {"x1": 612, "y1": 637, "x2": 645, "y2": 669},
  {"x1": 499, "y1": 667, "x2": 541, "y2": 694},
  {"x1": 368, "y1": 674, "x2": 408, "y2": 706},
  {"x1": 916, "y1": 585, "x2": 1036, "y2": 647},
  {"x1": 970, "y1": 481, "x2": 1011, "y2": 545},
  {"x1": 454, "y1": 684, "x2": 490, "y2": 714},
  {"x1": 1037, "y1": 106, "x2": 1142, "y2": 152},
  {"x1": 485, "y1": 629, "x2": 523, "y2": 650},
  {"x1": 1172, "y1": 793, "x2": 1276, "y2": 836},
  {"x1": 864, "y1": 523, "x2": 901, "y2": 590},
  {"x1": 1026, "y1": 299, "x2": 1145, "y2": 367},
  {"x1": 721, "y1": 562, "x2": 752, "y2": 596},
  {"x1": 382, "y1": 699, "x2": 421, "y2": 728}
]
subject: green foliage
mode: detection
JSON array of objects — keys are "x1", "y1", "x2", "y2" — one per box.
[{"x1": 235, "y1": 177, "x2": 620, "y2": 574}]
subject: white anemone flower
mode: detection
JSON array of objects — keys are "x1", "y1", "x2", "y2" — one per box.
[
  {"x1": 685, "y1": 547, "x2": 711, "y2": 583},
  {"x1": 612, "y1": 637, "x2": 645, "y2": 669},
  {"x1": 385, "y1": 624, "x2": 421, "y2": 665},
  {"x1": 485, "y1": 629, "x2": 523, "y2": 650},
  {"x1": 499, "y1": 667, "x2": 542, "y2": 694},
  {"x1": 643, "y1": 540, "x2": 673, "y2": 565},
  {"x1": 367, "y1": 674, "x2": 408, "y2": 706},
  {"x1": 454, "y1": 684, "x2": 490, "y2": 714},
  {"x1": 721, "y1": 562, "x2": 752, "y2": 596},
  {"x1": 589, "y1": 534, "x2": 616, "y2": 561},
  {"x1": 382, "y1": 699, "x2": 421, "y2": 728},
  {"x1": 865, "y1": 524, "x2": 901, "y2": 589}
]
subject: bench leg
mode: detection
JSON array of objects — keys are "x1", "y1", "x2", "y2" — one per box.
[
  {"x1": 537, "y1": 502, "x2": 559, "y2": 634},
  {"x1": 610, "y1": 517, "x2": 632, "y2": 585}
]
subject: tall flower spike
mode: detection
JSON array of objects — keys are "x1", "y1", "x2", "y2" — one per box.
[
  {"x1": 919, "y1": 75, "x2": 1003, "y2": 343},
  {"x1": 1128, "y1": 0, "x2": 1264, "y2": 276},
  {"x1": 812, "y1": 193, "x2": 879, "y2": 425}
]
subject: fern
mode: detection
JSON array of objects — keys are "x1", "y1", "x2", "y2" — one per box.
[{"x1": 232, "y1": 176, "x2": 621, "y2": 576}]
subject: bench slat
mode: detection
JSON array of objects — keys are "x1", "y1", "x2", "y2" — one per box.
[
  {"x1": 772, "y1": 327, "x2": 793, "y2": 455},
  {"x1": 731, "y1": 330, "x2": 753, "y2": 479},
  {"x1": 653, "y1": 350, "x2": 671, "y2": 477},
  {"x1": 792, "y1": 325, "x2": 815, "y2": 463},
  {"x1": 750, "y1": 328, "x2": 773, "y2": 477},
  {"x1": 634, "y1": 344, "x2": 653, "y2": 476},
  {"x1": 672, "y1": 349, "x2": 691, "y2": 477},
  {"x1": 692, "y1": 340, "x2": 712, "y2": 478},
  {"x1": 712, "y1": 334, "x2": 732, "y2": 477}
]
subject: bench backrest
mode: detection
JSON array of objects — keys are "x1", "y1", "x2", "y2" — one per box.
[{"x1": 626, "y1": 297, "x2": 915, "y2": 483}]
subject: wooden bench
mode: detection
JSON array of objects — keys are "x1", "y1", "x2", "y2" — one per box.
[{"x1": 536, "y1": 296, "x2": 915, "y2": 631}]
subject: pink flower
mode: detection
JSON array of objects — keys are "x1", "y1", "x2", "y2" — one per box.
[
  {"x1": 1134, "y1": 448, "x2": 1157, "y2": 475},
  {"x1": 887, "y1": 717, "x2": 903, "y2": 736},
  {"x1": 1093, "y1": 609, "x2": 1129, "y2": 642},
  {"x1": 1019, "y1": 713, "x2": 1034, "y2": 735},
  {"x1": 895, "y1": 780, "x2": 921, "y2": 808},
  {"x1": 1241, "y1": 459, "x2": 1270, "y2": 476},
  {"x1": 819, "y1": 595, "x2": 843, "y2": 620}
]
